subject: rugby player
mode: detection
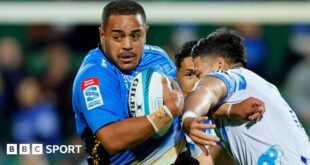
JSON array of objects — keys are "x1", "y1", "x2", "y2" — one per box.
[{"x1": 182, "y1": 28, "x2": 310, "y2": 164}]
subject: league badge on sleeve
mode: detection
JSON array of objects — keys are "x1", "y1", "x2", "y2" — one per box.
[{"x1": 81, "y1": 78, "x2": 104, "y2": 110}]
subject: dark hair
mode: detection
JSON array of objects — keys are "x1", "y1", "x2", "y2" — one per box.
[
  {"x1": 101, "y1": 0, "x2": 146, "y2": 27},
  {"x1": 192, "y1": 28, "x2": 247, "y2": 67},
  {"x1": 174, "y1": 40, "x2": 197, "y2": 70}
]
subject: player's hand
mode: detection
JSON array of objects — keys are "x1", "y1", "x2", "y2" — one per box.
[
  {"x1": 230, "y1": 97, "x2": 265, "y2": 121},
  {"x1": 183, "y1": 116, "x2": 220, "y2": 155},
  {"x1": 162, "y1": 77, "x2": 184, "y2": 117}
]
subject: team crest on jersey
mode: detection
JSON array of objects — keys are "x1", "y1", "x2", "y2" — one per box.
[{"x1": 81, "y1": 78, "x2": 104, "y2": 110}]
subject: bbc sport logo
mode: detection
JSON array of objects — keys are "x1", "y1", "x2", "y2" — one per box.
[{"x1": 6, "y1": 144, "x2": 82, "y2": 155}]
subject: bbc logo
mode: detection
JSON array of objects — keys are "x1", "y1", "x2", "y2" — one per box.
[
  {"x1": 7, "y1": 144, "x2": 43, "y2": 155},
  {"x1": 7, "y1": 144, "x2": 82, "y2": 155}
]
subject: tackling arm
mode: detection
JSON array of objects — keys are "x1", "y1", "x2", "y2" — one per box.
[
  {"x1": 213, "y1": 97, "x2": 265, "y2": 121},
  {"x1": 181, "y1": 76, "x2": 226, "y2": 152},
  {"x1": 183, "y1": 75, "x2": 227, "y2": 118}
]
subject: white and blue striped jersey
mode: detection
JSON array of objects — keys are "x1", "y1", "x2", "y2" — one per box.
[{"x1": 208, "y1": 67, "x2": 310, "y2": 165}]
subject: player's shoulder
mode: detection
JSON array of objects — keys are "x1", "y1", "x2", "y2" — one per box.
[
  {"x1": 143, "y1": 44, "x2": 170, "y2": 61},
  {"x1": 208, "y1": 68, "x2": 248, "y2": 90},
  {"x1": 209, "y1": 67, "x2": 246, "y2": 77},
  {"x1": 142, "y1": 44, "x2": 175, "y2": 65},
  {"x1": 144, "y1": 44, "x2": 167, "y2": 54},
  {"x1": 142, "y1": 44, "x2": 176, "y2": 78},
  {"x1": 74, "y1": 48, "x2": 116, "y2": 86},
  {"x1": 82, "y1": 48, "x2": 109, "y2": 67},
  {"x1": 80, "y1": 48, "x2": 114, "y2": 72}
]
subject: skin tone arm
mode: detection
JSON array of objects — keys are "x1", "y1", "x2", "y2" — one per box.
[
  {"x1": 182, "y1": 75, "x2": 260, "y2": 154},
  {"x1": 195, "y1": 100, "x2": 266, "y2": 165},
  {"x1": 209, "y1": 145, "x2": 234, "y2": 165},
  {"x1": 192, "y1": 56, "x2": 265, "y2": 121},
  {"x1": 183, "y1": 75, "x2": 227, "y2": 117},
  {"x1": 96, "y1": 115, "x2": 156, "y2": 155},
  {"x1": 213, "y1": 97, "x2": 265, "y2": 121},
  {"x1": 96, "y1": 77, "x2": 183, "y2": 155}
]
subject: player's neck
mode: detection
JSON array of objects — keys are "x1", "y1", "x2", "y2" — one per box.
[{"x1": 229, "y1": 62, "x2": 243, "y2": 69}]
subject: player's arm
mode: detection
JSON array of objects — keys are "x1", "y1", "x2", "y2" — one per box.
[
  {"x1": 213, "y1": 97, "x2": 265, "y2": 121},
  {"x1": 209, "y1": 145, "x2": 234, "y2": 165},
  {"x1": 96, "y1": 77, "x2": 183, "y2": 154},
  {"x1": 194, "y1": 145, "x2": 234, "y2": 165},
  {"x1": 96, "y1": 117, "x2": 154, "y2": 153},
  {"x1": 181, "y1": 76, "x2": 226, "y2": 150},
  {"x1": 183, "y1": 75, "x2": 226, "y2": 117}
]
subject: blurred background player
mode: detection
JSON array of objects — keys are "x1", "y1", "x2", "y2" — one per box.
[{"x1": 12, "y1": 76, "x2": 59, "y2": 165}]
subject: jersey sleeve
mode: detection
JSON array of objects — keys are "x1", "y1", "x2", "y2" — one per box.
[
  {"x1": 75, "y1": 65, "x2": 125, "y2": 134},
  {"x1": 157, "y1": 51, "x2": 177, "y2": 80},
  {"x1": 143, "y1": 45, "x2": 177, "y2": 80},
  {"x1": 208, "y1": 69, "x2": 247, "y2": 102}
]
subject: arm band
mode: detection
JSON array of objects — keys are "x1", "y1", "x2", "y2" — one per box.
[
  {"x1": 163, "y1": 105, "x2": 173, "y2": 119},
  {"x1": 147, "y1": 107, "x2": 173, "y2": 133},
  {"x1": 181, "y1": 111, "x2": 198, "y2": 129},
  {"x1": 146, "y1": 115, "x2": 160, "y2": 133},
  {"x1": 227, "y1": 104, "x2": 233, "y2": 119}
]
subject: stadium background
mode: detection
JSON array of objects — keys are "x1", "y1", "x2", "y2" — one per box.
[{"x1": 0, "y1": 0, "x2": 310, "y2": 164}]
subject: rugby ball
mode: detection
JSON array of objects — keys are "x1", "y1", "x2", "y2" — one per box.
[{"x1": 128, "y1": 68, "x2": 172, "y2": 136}]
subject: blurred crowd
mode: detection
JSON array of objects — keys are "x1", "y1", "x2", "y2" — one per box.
[
  {"x1": 0, "y1": 23, "x2": 309, "y2": 164},
  {"x1": 0, "y1": 25, "x2": 89, "y2": 165}
]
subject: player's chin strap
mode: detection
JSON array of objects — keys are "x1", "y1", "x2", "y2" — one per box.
[{"x1": 147, "y1": 105, "x2": 173, "y2": 135}]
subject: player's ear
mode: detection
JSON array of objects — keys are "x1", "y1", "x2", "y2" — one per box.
[
  {"x1": 144, "y1": 25, "x2": 149, "y2": 43},
  {"x1": 98, "y1": 26, "x2": 105, "y2": 43},
  {"x1": 145, "y1": 25, "x2": 149, "y2": 34},
  {"x1": 215, "y1": 57, "x2": 226, "y2": 70},
  {"x1": 99, "y1": 27, "x2": 105, "y2": 37}
]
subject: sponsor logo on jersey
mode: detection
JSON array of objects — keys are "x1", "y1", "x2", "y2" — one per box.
[
  {"x1": 81, "y1": 78, "x2": 103, "y2": 110},
  {"x1": 258, "y1": 145, "x2": 283, "y2": 165},
  {"x1": 129, "y1": 78, "x2": 139, "y2": 117},
  {"x1": 101, "y1": 59, "x2": 107, "y2": 68}
]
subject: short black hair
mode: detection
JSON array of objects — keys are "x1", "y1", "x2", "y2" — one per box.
[
  {"x1": 192, "y1": 28, "x2": 247, "y2": 67},
  {"x1": 101, "y1": 0, "x2": 146, "y2": 27},
  {"x1": 175, "y1": 40, "x2": 198, "y2": 70}
]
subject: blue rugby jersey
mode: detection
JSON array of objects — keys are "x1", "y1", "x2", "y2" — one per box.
[{"x1": 72, "y1": 45, "x2": 184, "y2": 164}]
